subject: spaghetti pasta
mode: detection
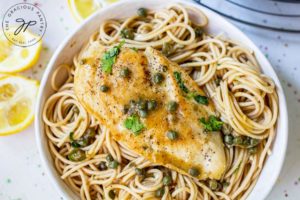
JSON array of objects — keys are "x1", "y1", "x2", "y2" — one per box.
[{"x1": 43, "y1": 4, "x2": 278, "y2": 200}]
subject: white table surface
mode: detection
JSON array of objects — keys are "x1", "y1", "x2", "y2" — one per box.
[{"x1": 0, "y1": 0, "x2": 299, "y2": 200}]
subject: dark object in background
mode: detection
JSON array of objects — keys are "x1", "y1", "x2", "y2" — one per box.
[{"x1": 194, "y1": 0, "x2": 300, "y2": 32}]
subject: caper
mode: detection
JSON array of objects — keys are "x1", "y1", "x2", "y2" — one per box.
[
  {"x1": 159, "y1": 167, "x2": 171, "y2": 176},
  {"x1": 135, "y1": 168, "x2": 146, "y2": 176},
  {"x1": 249, "y1": 146, "x2": 257, "y2": 154},
  {"x1": 222, "y1": 181, "x2": 230, "y2": 188},
  {"x1": 162, "y1": 42, "x2": 173, "y2": 56},
  {"x1": 162, "y1": 65, "x2": 168, "y2": 72},
  {"x1": 163, "y1": 175, "x2": 172, "y2": 186},
  {"x1": 224, "y1": 134, "x2": 234, "y2": 145},
  {"x1": 108, "y1": 190, "x2": 116, "y2": 199},
  {"x1": 129, "y1": 100, "x2": 136, "y2": 108},
  {"x1": 138, "y1": 109, "x2": 148, "y2": 118},
  {"x1": 106, "y1": 154, "x2": 114, "y2": 162},
  {"x1": 137, "y1": 99, "x2": 147, "y2": 110},
  {"x1": 243, "y1": 137, "x2": 251, "y2": 147},
  {"x1": 76, "y1": 138, "x2": 88, "y2": 147},
  {"x1": 215, "y1": 78, "x2": 221, "y2": 86},
  {"x1": 123, "y1": 105, "x2": 129, "y2": 114},
  {"x1": 194, "y1": 26, "x2": 203, "y2": 37},
  {"x1": 69, "y1": 132, "x2": 80, "y2": 148},
  {"x1": 147, "y1": 100, "x2": 157, "y2": 111},
  {"x1": 68, "y1": 149, "x2": 86, "y2": 162},
  {"x1": 137, "y1": 8, "x2": 147, "y2": 17},
  {"x1": 221, "y1": 123, "x2": 233, "y2": 135},
  {"x1": 100, "y1": 85, "x2": 109, "y2": 92},
  {"x1": 188, "y1": 167, "x2": 200, "y2": 177},
  {"x1": 166, "y1": 130, "x2": 178, "y2": 140},
  {"x1": 98, "y1": 161, "x2": 108, "y2": 171},
  {"x1": 85, "y1": 128, "x2": 96, "y2": 138},
  {"x1": 70, "y1": 141, "x2": 81, "y2": 148},
  {"x1": 155, "y1": 187, "x2": 165, "y2": 198},
  {"x1": 108, "y1": 160, "x2": 119, "y2": 169},
  {"x1": 167, "y1": 101, "x2": 178, "y2": 112},
  {"x1": 120, "y1": 28, "x2": 134, "y2": 40},
  {"x1": 153, "y1": 73, "x2": 164, "y2": 84},
  {"x1": 208, "y1": 180, "x2": 219, "y2": 190},
  {"x1": 250, "y1": 138, "x2": 259, "y2": 147},
  {"x1": 120, "y1": 68, "x2": 130, "y2": 78},
  {"x1": 161, "y1": 168, "x2": 172, "y2": 177},
  {"x1": 73, "y1": 128, "x2": 96, "y2": 148},
  {"x1": 233, "y1": 136, "x2": 243, "y2": 145}
]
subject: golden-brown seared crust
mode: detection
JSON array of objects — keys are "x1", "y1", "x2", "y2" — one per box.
[{"x1": 74, "y1": 42, "x2": 226, "y2": 180}]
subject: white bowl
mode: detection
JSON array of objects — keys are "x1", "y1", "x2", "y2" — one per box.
[{"x1": 35, "y1": 0, "x2": 288, "y2": 199}]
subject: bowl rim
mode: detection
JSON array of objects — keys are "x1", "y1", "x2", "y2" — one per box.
[{"x1": 35, "y1": 0, "x2": 288, "y2": 199}]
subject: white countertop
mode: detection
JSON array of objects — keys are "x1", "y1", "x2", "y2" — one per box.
[{"x1": 0, "y1": 0, "x2": 299, "y2": 199}]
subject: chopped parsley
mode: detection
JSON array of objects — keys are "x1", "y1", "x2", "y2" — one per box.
[
  {"x1": 193, "y1": 94, "x2": 208, "y2": 105},
  {"x1": 199, "y1": 116, "x2": 223, "y2": 132},
  {"x1": 174, "y1": 71, "x2": 189, "y2": 93},
  {"x1": 101, "y1": 40, "x2": 125, "y2": 74},
  {"x1": 124, "y1": 115, "x2": 145, "y2": 135},
  {"x1": 174, "y1": 71, "x2": 209, "y2": 105}
]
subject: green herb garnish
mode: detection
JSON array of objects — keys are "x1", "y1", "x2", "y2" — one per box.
[
  {"x1": 193, "y1": 94, "x2": 208, "y2": 105},
  {"x1": 199, "y1": 116, "x2": 223, "y2": 132},
  {"x1": 187, "y1": 92, "x2": 208, "y2": 105},
  {"x1": 174, "y1": 71, "x2": 208, "y2": 105},
  {"x1": 124, "y1": 115, "x2": 145, "y2": 135},
  {"x1": 174, "y1": 71, "x2": 189, "y2": 93},
  {"x1": 101, "y1": 41, "x2": 125, "y2": 74}
]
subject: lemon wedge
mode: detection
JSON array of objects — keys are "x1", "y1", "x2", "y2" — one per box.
[
  {"x1": 0, "y1": 31, "x2": 42, "y2": 74},
  {"x1": 68, "y1": 0, "x2": 101, "y2": 22},
  {"x1": 0, "y1": 75, "x2": 39, "y2": 136}
]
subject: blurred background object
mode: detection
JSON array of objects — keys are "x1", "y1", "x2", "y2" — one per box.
[
  {"x1": 67, "y1": 0, "x2": 101, "y2": 22},
  {"x1": 195, "y1": 0, "x2": 300, "y2": 32},
  {"x1": 67, "y1": 0, "x2": 119, "y2": 22}
]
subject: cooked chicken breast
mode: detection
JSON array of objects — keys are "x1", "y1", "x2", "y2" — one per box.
[{"x1": 74, "y1": 41, "x2": 226, "y2": 180}]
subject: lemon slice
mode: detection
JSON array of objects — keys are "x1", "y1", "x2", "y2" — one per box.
[
  {"x1": 0, "y1": 75, "x2": 39, "y2": 136},
  {"x1": 0, "y1": 31, "x2": 42, "y2": 73},
  {"x1": 68, "y1": 0, "x2": 101, "y2": 22}
]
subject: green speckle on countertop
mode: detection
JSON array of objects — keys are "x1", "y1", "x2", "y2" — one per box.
[{"x1": 6, "y1": 178, "x2": 11, "y2": 184}]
